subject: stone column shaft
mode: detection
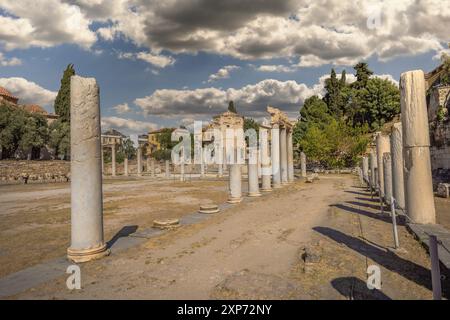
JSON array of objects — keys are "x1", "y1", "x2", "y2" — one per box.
[
  {"x1": 165, "y1": 160, "x2": 170, "y2": 178},
  {"x1": 390, "y1": 123, "x2": 405, "y2": 209},
  {"x1": 180, "y1": 162, "x2": 185, "y2": 181},
  {"x1": 369, "y1": 151, "x2": 377, "y2": 189},
  {"x1": 137, "y1": 147, "x2": 142, "y2": 176},
  {"x1": 376, "y1": 133, "x2": 390, "y2": 198},
  {"x1": 228, "y1": 164, "x2": 242, "y2": 203},
  {"x1": 383, "y1": 152, "x2": 393, "y2": 205},
  {"x1": 67, "y1": 75, "x2": 108, "y2": 263},
  {"x1": 401, "y1": 70, "x2": 436, "y2": 224},
  {"x1": 287, "y1": 129, "x2": 294, "y2": 182},
  {"x1": 271, "y1": 126, "x2": 281, "y2": 187},
  {"x1": 151, "y1": 159, "x2": 155, "y2": 177},
  {"x1": 260, "y1": 128, "x2": 272, "y2": 192},
  {"x1": 362, "y1": 156, "x2": 369, "y2": 184},
  {"x1": 111, "y1": 144, "x2": 116, "y2": 177},
  {"x1": 300, "y1": 152, "x2": 306, "y2": 178},
  {"x1": 280, "y1": 127, "x2": 288, "y2": 184},
  {"x1": 124, "y1": 158, "x2": 129, "y2": 176},
  {"x1": 247, "y1": 148, "x2": 261, "y2": 197}
]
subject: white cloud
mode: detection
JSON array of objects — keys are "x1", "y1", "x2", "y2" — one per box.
[
  {"x1": 0, "y1": 0, "x2": 97, "y2": 50},
  {"x1": 113, "y1": 102, "x2": 131, "y2": 114},
  {"x1": 0, "y1": 77, "x2": 57, "y2": 108},
  {"x1": 117, "y1": 51, "x2": 175, "y2": 68},
  {"x1": 133, "y1": 70, "x2": 398, "y2": 119},
  {"x1": 208, "y1": 65, "x2": 240, "y2": 82},
  {"x1": 101, "y1": 116, "x2": 159, "y2": 135},
  {"x1": 255, "y1": 64, "x2": 296, "y2": 73},
  {"x1": 0, "y1": 52, "x2": 22, "y2": 66}
]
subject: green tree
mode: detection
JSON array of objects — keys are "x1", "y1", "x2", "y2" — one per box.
[
  {"x1": 0, "y1": 103, "x2": 26, "y2": 158},
  {"x1": 19, "y1": 113, "x2": 49, "y2": 159},
  {"x1": 156, "y1": 128, "x2": 177, "y2": 150},
  {"x1": 49, "y1": 120, "x2": 70, "y2": 159},
  {"x1": 441, "y1": 52, "x2": 450, "y2": 85},
  {"x1": 353, "y1": 62, "x2": 373, "y2": 89},
  {"x1": 324, "y1": 69, "x2": 342, "y2": 118},
  {"x1": 228, "y1": 100, "x2": 237, "y2": 113},
  {"x1": 121, "y1": 138, "x2": 136, "y2": 159},
  {"x1": 54, "y1": 64, "x2": 75, "y2": 122}
]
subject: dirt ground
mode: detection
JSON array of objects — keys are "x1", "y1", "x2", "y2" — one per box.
[
  {"x1": 0, "y1": 176, "x2": 229, "y2": 278},
  {"x1": 3, "y1": 174, "x2": 449, "y2": 300}
]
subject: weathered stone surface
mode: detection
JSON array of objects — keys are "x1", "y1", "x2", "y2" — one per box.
[
  {"x1": 0, "y1": 160, "x2": 70, "y2": 184},
  {"x1": 153, "y1": 218, "x2": 180, "y2": 229},
  {"x1": 382, "y1": 152, "x2": 392, "y2": 204},
  {"x1": 401, "y1": 70, "x2": 436, "y2": 224},
  {"x1": 437, "y1": 183, "x2": 450, "y2": 198},
  {"x1": 228, "y1": 164, "x2": 242, "y2": 203},
  {"x1": 287, "y1": 129, "x2": 294, "y2": 182},
  {"x1": 198, "y1": 204, "x2": 220, "y2": 214},
  {"x1": 301, "y1": 152, "x2": 306, "y2": 177},
  {"x1": 67, "y1": 75, "x2": 108, "y2": 263},
  {"x1": 280, "y1": 127, "x2": 288, "y2": 184},
  {"x1": 271, "y1": 125, "x2": 281, "y2": 187},
  {"x1": 376, "y1": 133, "x2": 390, "y2": 197},
  {"x1": 390, "y1": 123, "x2": 405, "y2": 209},
  {"x1": 369, "y1": 150, "x2": 377, "y2": 189}
]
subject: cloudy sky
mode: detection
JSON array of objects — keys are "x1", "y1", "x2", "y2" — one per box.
[{"x1": 0, "y1": 0, "x2": 448, "y2": 134}]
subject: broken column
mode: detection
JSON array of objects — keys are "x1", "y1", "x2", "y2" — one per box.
[
  {"x1": 137, "y1": 146, "x2": 142, "y2": 176},
  {"x1": 247, "y1": 145, "x2": 261, "y2": 197},
  {"x1": 280, "y1": 126, "x2": 288, "y2": 184},
  {"x1": 390, "y1": 122, "x2": 405, "y2": 209},
  {"x1": 376, "y1": 133, "x2": 390, "y2": 199},
  {"x1": 287, "y1": 129, "x2": 294, "y2": 182},
  {"x1": 271, "y1": 124, "x2": 281, "y2": 188},
  {"x1": 382, "y1": 152, "x2": 393, "y2": 205},
  {"x1": 67, "y1": 75, "x2": 108, "y2": 263},
  {"x1": 111, "y1": 144, "x2": 116, "y2": 177},
  {"x1": 124, "y1": 158, "x2": 129, "y2": 176},
  {"x1": 401, "y1": 70, "x2": 436, "y2": 224},
  {"x1": 165, "y1": 160, "x2": 170, "y2": 178},
  {"x1": 300, "y1": 152, "x2": 307, "y2": 178}
]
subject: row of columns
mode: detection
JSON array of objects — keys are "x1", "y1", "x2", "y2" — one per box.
[{"x1": 361, "y1": 70, "x2": 436, "y2": 225}]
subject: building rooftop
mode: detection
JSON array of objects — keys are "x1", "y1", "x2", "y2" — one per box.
[{"x1": 0, "y1": 86, "x2": 19, "y2": 101}]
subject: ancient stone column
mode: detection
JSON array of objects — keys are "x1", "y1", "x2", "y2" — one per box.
[
  {"x1": 124, "y1": 158, "x2": 129, "y2": 176},
  {"x1": 111, "y1": 144, "x2": 116, "y2": 177},
  {"x1": 260, "y1": 128, "x2": 272, "y2": 192},
  {"x1": 271, "y1": 125, "x2": 281, "y2": 188},
  {"x1": 67, "y1": 75, "x2": 108, "y2": 263},
  {"x1": 287, "y1": 129, "x2": 294, "y2": 182},
  {"x1": 101, "y1": 146, "x2": 104, "y2": 175},
  {"x1": 146, "y1": 157, "x2": 151, "y2": 173},
  {"x1": 383, "y1": 152, "x2": 393, "y2": 205},
  {"x1": 247, "y1": 147, "x2": 261, "y2": 197},
  {"x1": 180, "y1": 161, "x2": 185, "y2": 182},
  {"x1": 300, "y1": 152, "x2": 307, "y2": 178},
  {"x1": 362, "y1": 156, "x2": 369, "y2": 184},
  {"x1": 280, "y1": 127, "x2": 288, "y2": 184},
  {"x1": 257, "y1": 149, "x2": 262, "y2": 179},
  {"x1": 369, "y1": 150, "x2": 377, "y2": 189},
  {"x1": 228, "y1": 164, "x2": 242, "y2": 203},
  {"x1": 401, "y1": 70, "x2": 436, "y2": 224},
  {"x1": 376, "y1": 133, "x2": 390, "y2": 199},
  {"x1": 137, "y1": 146, "x2": 142, "y2": 176},
  {"x1": 151, "y1": 158, "x2": 155, "y2": 177},
  {"x1": 165, "y1": 160, "x2": 170, "y2": 178},
  {"x1": 390, "y1": 123, "x2": 405, "y2": 209}
]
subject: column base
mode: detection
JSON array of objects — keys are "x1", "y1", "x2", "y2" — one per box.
[
  {"x1": 247, "y1": 192, "x2": 262, "y2": 197},
  {"x1": 261, "y1": 188, "x2": 273, "y2": 192},
  {"x1": 67, "y1": 243, "x2": 110, "y2": 263},
  {"x1": 227, "y1": 196, "x2": 242, "y2": 204}
]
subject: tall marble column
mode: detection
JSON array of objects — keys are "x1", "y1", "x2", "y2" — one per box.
[
  {"x1": 401, "y1": 70, "x2": 436, "y2": 224},
  {"x1": 247, "y1": 146, "x2": 261, "y2": 197},
  {"x1": 137, "y1": 146, "x2": 142, "y2": 176},
  {"x1": 271, "y1": 124, "x2": 281, "y2": 188},
  {"x1": 376, "y1": 133, "x2": 390, "y2": 199},
  {"x1": 390, "y1": 123, "x2": 405, "y2": 209},
  {"x1": 280, "y1": 127, "x2": 288, "y2": 184},
  {"x1": 228, "y1": 164, "x2": 242, "y2": 203},
  {"x1": 67, "y1": 75, "x2": 108, "y2": 263},
  {"x1": 300, "y1": 152, "x2": 306, "y2": 178},
  {"x1": 111, "y1": 144, "x2": 116, "y2": 177},
  {"x1": 124, "y1": 158, "x2": 129, "y2": 176},
  {"x1": 287, "y1": 129, "x2": 294, "y2": 182},
  {"x1": 260, "y1": 128, "x2": 272, "y2": 192},
  {"x1": 382, "y1": 152, "x2": 393, "y2": 205}
]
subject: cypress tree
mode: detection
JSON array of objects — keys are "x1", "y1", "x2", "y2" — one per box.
[
  {"x1": 54, "y1": 64, "x2": 75, "y2": 122},
  {"x1": 228, "y1": 100, "x2": 237, "y2": 113}
]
